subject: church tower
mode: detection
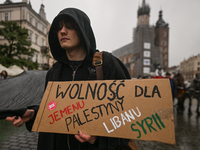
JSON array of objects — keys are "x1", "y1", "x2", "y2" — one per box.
[
  {"x1": 155, "y1": 10, "x2": 169, "y2": 71},
  {"x1": 137, "y1": 0, "x2": 150, "y2": 26},
  {"x1": 112, "y1": 0, "x2": 168, "y2": 78},
  {"x1": 132, "y1": 0, "x2": 161, "y2": 77}
]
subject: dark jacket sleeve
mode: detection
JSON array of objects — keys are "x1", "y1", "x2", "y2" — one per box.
[{"x1": 25, "y1": 105, "x2": 39, "y2": 132}]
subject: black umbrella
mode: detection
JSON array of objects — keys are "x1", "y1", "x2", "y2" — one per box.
[{"x1": 0, "y1": 70, "x2": 47, "y2": 119}]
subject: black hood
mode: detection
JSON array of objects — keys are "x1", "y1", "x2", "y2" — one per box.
[{"x1": 48, "y1": 8, "x2": 96, "y2": 63}]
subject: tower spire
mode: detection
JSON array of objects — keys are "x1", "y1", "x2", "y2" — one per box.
[
  {"x1": 137, "y1": 0, "x2": 150, "y2": 17},
  {"x1": 156, "y1": 10, "x2": 168, "y2": 28},
  {"x1": 28, "y1": 0, "x2": 32, "y2": 8},
  {"x1": 39, "y1": 3, "x2": 46, "y2": 20},
  {"x1": 142, "y1": 0, "x2": 146, "y2": 7},
  {"x1": 137, "y1": 0, "x2": 150, "y2": 26}
]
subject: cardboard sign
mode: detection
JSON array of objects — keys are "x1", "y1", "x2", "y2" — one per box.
[{"x1": 32, "y1": 79, "x2": 175, "y2": 144}]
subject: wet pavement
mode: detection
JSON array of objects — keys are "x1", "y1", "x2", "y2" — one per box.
[
  {"x1": 0, "y1": 98, "x2": 200, "y2": 150},
  {"x1": 0, "y1": 120, "x2": 38, "y2": 150}
]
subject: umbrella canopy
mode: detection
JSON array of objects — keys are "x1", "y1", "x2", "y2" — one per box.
[
  {"x1": 8, "y1": 65, "x2": 24, "y2": 75},
  {"x1": 0, "y1": 64, "x2": 16, "y2": 76},
  {"x1": 0, "y1": 70, "x2": 46, "y2": 110}
]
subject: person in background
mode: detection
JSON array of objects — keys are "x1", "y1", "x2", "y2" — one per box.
[
  {"x1": 193, "y1": 73, "x2": 200, "y2": 84},
  {"x1": 155, "y1": 65, "x2": 164, "y2": 77},
  {"x1": 0, "y1": 70, "x2": 8, "y2": 79},
  {"x1": 137, "y1": 75, "x2": 142, "y2": 79},
  {"x1": 5, "y1": 8, "x2": 136, "y2": 150},
  {"x1": 173, "y1": 72, "x2": 185, "y2": 114},
  {"x1": 142, "y1": 75, "x2": 149, "y2": 79},
  {"x1": 165, "y1": 72, "x2": 174, "y2": 99}
]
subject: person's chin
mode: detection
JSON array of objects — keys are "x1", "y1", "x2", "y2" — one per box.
[{"x1": 61, "y1": 44, "x2": 71, "y2": 50}]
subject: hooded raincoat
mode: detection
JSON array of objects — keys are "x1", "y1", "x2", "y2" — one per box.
[{"x1": 26, "y1": 8, "x2": 131, "y2": 150}]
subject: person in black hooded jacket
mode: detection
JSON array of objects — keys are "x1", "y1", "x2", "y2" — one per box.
[{"x1": 6, "y1": 8, "x2": 132, "y2": 150}]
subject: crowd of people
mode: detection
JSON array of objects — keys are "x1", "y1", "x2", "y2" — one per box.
[{"x1": 137, "y1": 68, "x2": 200, "y2": 115}]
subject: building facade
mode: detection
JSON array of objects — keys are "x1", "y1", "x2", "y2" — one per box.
[
  {"x1": 112, "y1": 0, "x2": 169, "y2": 78},
  {"x1": 112, "y1": 43, "x2": 134, "y2": 77},
  {"x1": 180, "y1": 54, "x2": 200, "y2": 81},
  {"x1": 0, "y1": 0, "x2": 51, "y2": 70}
]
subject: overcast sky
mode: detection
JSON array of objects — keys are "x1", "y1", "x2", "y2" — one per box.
[{"x1": 12, "y1": 0, "x2": 200, "y2": 67}]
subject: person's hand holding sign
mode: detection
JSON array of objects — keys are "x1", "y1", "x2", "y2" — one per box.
[
  {"x1": 75, "y1": 130, "x2": 97, "y2": 144},
  {"x1": 6, "y1": 109, "x2": 35, "y2": 127}
]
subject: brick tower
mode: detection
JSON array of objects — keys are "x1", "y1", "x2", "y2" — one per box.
[
  {"x1": 155, "y1": 10, "x2": 169, "y2": 71},
  {"x1": 132, "y1": 0, "x2": 161, "y2": 77}
]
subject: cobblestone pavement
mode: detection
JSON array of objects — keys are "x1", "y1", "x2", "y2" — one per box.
[
  {"x1": 0, "y1": 131, "x2": 38, "y2": 150},
  {"x1": 0, "y1": 98, "x2": 200, "y2": 150}
]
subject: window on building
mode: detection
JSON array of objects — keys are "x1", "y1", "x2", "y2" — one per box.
[
  {"x1": 23, "y1": 10, "x2": 25, "y2": 19},
  {"x1": 198, "y1": 67, "x2": 200, "y2": 71},
  {"x1": 161, "y1": 41, "x2": 167, "y2": 46},
  {"x1": 160, "y1": 47, "x2": 163, "y2": 52},
  {"x1": 124, "y1": 57, "x2": 127, "y2": 64},
  {"x1": 165, "y1": 61, "x2": 168, "y2": 66},
  {"x1": 165, "y1": 54, "x2": 168, "y2": 59},
  {"x1": 29, "y1": 31, "x2": 33, "y2": 41},
  {"x1": 131, "y1": 64, "x2": 134, "y2": 71},
  {"x1": 44, "y1": 27, "x2": 47, "y2": 34},
  {"x1": 163, "y1": 31, "x2": 167, "y2": 37},
  {"x1": 128, "y1": 56, "x2": 131, "y2": 63},
  {"x1": 29, "y1": 15, "x2": 33, "y2": 24},
  {"x1": 42, "y1": 26, "x2": 45, "y2": 33},
  {"x1": 35, "y1": 54, "x2": 38, "y2": 63},
  {"x1": 198, "y1": 62, "x2": 200, "y2": 65},
  {"x1": 165, "y1": 41, "x2": 168, "y2": 46},
  {"x1": 42, "y1": 38, "x2": 45, "y2": 46},
  {"x1": 35, "y1": 34, "x2": 38, "y2": 44},
  {"x1": 5, "y1": 12, "x2": 8, "y2": 21},
  {"x1": 35, "y1": 22, "x2": 38, "y2": 29}
]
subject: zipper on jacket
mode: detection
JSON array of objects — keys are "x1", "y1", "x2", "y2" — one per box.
[
  {"x1": 67, "y1": 135, "x2": 71, "y2": 150},
  {"x1": 67, "y1": 63, "x2": 81, "y2": 150},
  {"x1": 70, "y1": 64, "x2": 81, "y2": 81}
]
